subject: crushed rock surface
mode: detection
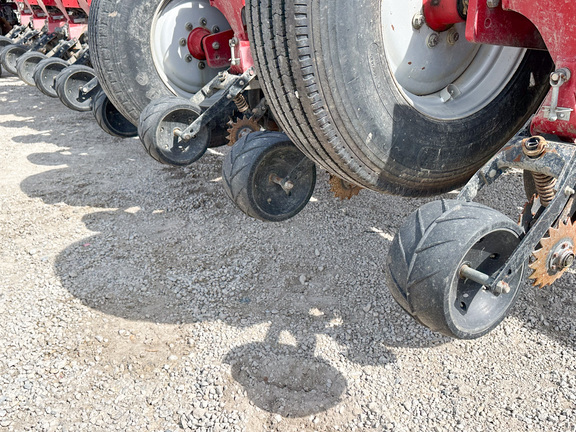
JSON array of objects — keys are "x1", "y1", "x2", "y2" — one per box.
[{"x1": 0, "y1": 76, "x2": 575, "y2": 432}]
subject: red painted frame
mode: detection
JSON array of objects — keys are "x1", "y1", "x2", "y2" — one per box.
[{"x1": 425, "y1": 0, "x2": 576, "y2": 140}]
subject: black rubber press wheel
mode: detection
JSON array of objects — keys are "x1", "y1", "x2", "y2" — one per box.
[
  {"x1": 246, "y1": 0, "x2": 553, "y2": 196},
  {"x1": 54, "y1": 65, "x2": 98, "y2": 112},
  {"x1": 34, "y1": 57, "x2": 69, "y2": 97},
  {"x1": 138, "y1": 97, "x2": 210, "y2": 165},
  {"x1": 92, "y1": 90, "x2": 138, "y2": 138},
  {"x1": 386, "y1": 200, "x2": 524, "y2": 339},
  {"x1": 222, "y1": 131, "x2": 316, "y2": 222},
  {"x1": 0, "y1": 43, "x2": 27, "y2": 75},
  {"x1": 16, "y1": 50, "x2": 47, "y2": 86}
]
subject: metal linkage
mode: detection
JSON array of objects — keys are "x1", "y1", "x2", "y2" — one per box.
[
  {"x1": 457, "y1": 133, "x2": 576, "y2": 294},
  {"x1": 174, "y1": 68, "x2": 257, "y2": 141}
]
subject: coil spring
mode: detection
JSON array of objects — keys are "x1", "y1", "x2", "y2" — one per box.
[
  {"x1": 533, "y1": 173, "x2": 556, "y2": 207},
  {"x1": 233, "y1": 94, "x2": 249, "y2": 113}
]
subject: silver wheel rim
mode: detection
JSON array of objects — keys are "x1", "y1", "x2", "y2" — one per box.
[
  {"x1": 151, "y1": 0, "x2": 230, "y2": 98},
  {"x1": 382, "y1": 1, "x2": 526, "y2": 120}
]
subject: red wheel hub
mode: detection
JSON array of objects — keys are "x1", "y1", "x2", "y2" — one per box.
[{"x1": 187, "y1": 27, "x2": 211, "y2": 60}]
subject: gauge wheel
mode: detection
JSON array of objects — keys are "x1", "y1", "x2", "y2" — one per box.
[
  {"x1": 246, "y1": 0, "x2": 553, "y2": 196},
  {"x1": 89, "y1": 0, "x2": 231, "y2": 125}
]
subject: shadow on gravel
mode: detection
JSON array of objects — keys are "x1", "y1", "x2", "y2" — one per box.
[{"x1": 13, "y1": 79, "x2": 575, "y2": 419}]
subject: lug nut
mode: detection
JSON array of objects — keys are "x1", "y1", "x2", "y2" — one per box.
[
  {"x1": 212, "y1": 25, "x2": 220, "y2": 33},
  {"x1": 198, "y1": 61, "x2": 206, "y2": 69},
  {"x1": 184, "y1": 54, "x2": 193, "y2": 63},
  {"x1": 185, "y1": 22, "x2": 193, "y2": 31},
  {"x1": 199, "y1": 17, "x2": 207, "y2": 27},
  {"x1": 179, "y1": 38, "x2": 186, "y2": 46},
  {"x1": 427, "y1": 33, "x2": 440, "y2": 48}
]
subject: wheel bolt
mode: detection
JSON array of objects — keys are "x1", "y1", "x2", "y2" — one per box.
[
  {"x1": 198, "y1": 61, "x2": 206, "y2": 69},
  {"x1": 199, "y1": 17, "x2": 207, "y2": 27},
  {"x1": 185, "y1": 22, "x2": 193, "y2": 31},
  {"x1": 212, "y1": 25, "x2": 220, "y2": 33},
  {"x1": 447, "y1": 30, "x2": 459, "y2": 45},
  {"x1": 412, "y1": 13, "x2": 425, "y2": 30},
  {"x1": 179, "y1": 38, "x2": 186, "y2": 46},
  {"x1": 184, "y1": 54, "x2": 193, "y2": 63},
  {"x1": 427, "y1": 33, "x2": 440, "y2": 48}
]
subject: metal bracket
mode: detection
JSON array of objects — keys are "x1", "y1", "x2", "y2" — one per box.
[
  {"x1": 176, "y1": 68, "x2": 257, "y2": 141},
  {"x1": 544, "y1": 68, "x2": 572, "y2": 121}
]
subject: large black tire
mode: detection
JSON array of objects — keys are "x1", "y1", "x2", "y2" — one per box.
[
  {"x1": 54, "y1": 65, "x2": 97, "y2": 112},
  {"x1": 222, "y1": 131, "x2": 316, "y2": 222},
  {"x1": 33, "y1": 57, "x2": 69, "y2": 98},
  {"x1": 138, "y1": 97, "x2": 210, "y2": 166},
  {"x1": 16, "y1": 50, "x2": 46, "y2": 86},
  {"x1": 92, "y1": 90, "x2": 138, "y2": 138},
  {"x1": 0, "y1": 43, "x2": 27, "y2": 75},
  {"x1": 386, "y1": 200, "x2": 524, "y2": 339},
  {"x1": 88, "y1": 0, "x2": 229, "y2": 125},
  {"x1": 246, "y1": 1, "x2": 553, "y2": 196}
]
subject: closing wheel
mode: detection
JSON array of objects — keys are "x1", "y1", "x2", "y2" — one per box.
[
  {"x1": 138, "y1": 97, "x2": 210, "y2": 166},
  {"x1": 222, "y1": 131, "x2": 317, "y2": 222},
  {"x1": 247, "y1": 1, "x2": 553, "y2": 196},
  {"x1": 89, "y1": 0, "x2": 231, "y2": 125},
  {"x1": 386, "y1": 200, "x2": 524, "y2": 339},
  {"x1": 33, "y1": 57, "x2": 69, "y2": 98},
  {"x1": 0, "y1": 43, "x2": 28, "y2": 75},
  {"x1": 92, "y1": 90, "x2": 138, "y2": 138},
  {"x1": 54, "y1": 65, "x2": 98, "y2": 112},
  {"x1": 16, "y1": 50, "x2": 47, "y2": 86}
]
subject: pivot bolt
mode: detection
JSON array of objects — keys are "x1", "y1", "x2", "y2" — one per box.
[
  {"x1": 212, "y1": 42, "x2": 220, "y2": 50},
  {"x1": 487, "y1": 0, "x2": 501, "y2": 8},
  {"x1": 412, "y1": 13, "x2": 425, "y2": 30},
  {"x1": 560, "y1": 250, "x2": 575, "y2": 268},
  {"x1": 427, "y1": 33, "x2": 440, "y2": 48}
]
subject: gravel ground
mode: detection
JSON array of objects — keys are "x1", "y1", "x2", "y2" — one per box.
[{"x1": 0, "y1": 76, "x2": 575, "y2": 432}]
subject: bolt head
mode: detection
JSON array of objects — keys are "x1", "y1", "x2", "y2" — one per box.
[
  {"x1": 200, "y1": 17, "x2": 207, "y2": 27},
  {"x1": 185, "y1": 22, "x2": 193, "y2": 31},
  {"x1": 427, "y1": 33, "x2": 440, "y2": 48},
  {"x1": 198, "y1": 61, "x2": 206, "y2": 70},
  {"x1": 412, "y1": 14, "x2": 425, "y2": 30},
  {"x1": 212, "y1": 25, "x2": 220, "y2": 33},
  {"x1": 212, "y1": 42, "x2": 220, "y2": 50},
  {"x1": 184, "y1": 54, "x2": 193, "y2": 63},
  {"x1": 179, "y1": 38, "x2": 186, "y2": 46}
]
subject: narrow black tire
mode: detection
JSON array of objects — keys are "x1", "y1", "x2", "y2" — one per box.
[
  {"x1": 222, "y1": 131, "x2": 317, "y2": 222},
  {"x1": 16, "y1": 50, "x2": 47, "y2": 86},
  {"x1": 138, "y1": 97, "x2": 210, "y2": 166},
  {"x1": 0, "y1": 43, "x2": 27, "y2": 75},
  {"x1": 386, "y1": 200, "x2": 524, "y2": 339},
  {"x1": 92, "y1": 90, "x2": 138, "y2": 138},
  {"x1": 54, "y1": 65, "x2": 97, "y2": 112},
  {"x1": 246, "y1": 0, "x2": 553, "y2": 196},
  {"x1": 33, "y1": 57, "x2": 69, "y2": 98}
]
